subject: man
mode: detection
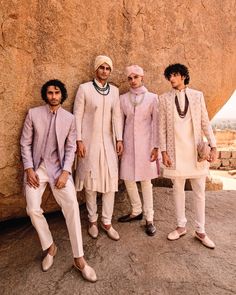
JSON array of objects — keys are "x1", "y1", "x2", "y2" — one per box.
[
  {"x1": 73, "y1": 55, "x2": 123, "y2": 241},
  {"x1": 159, "y1": 64, "x2": 217, "y2": 248},
  {"x1": 20, "y1": 79, "x2": 97, "y2": 282}
]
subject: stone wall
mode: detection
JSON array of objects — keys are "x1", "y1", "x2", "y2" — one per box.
[
  {"x1": 210, "y1": 149, "x2": 236, "y2": 170},
  {"x1": 1, "y1": 0, "x2": 236, "y2": 221},
  {"x1": 214, "y1": 130, "x2": 236, "y2": 147}
]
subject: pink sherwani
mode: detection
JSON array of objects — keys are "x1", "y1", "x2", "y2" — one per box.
[{"x1": 120, "y1": 88, "x2": 159, "y2": 181}]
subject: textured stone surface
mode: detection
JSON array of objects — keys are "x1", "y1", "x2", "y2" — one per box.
[
  {"x1": 0, "y1": 0, "x2": 236, "y2": 221},
  {"x1": 1, "y1": 188, "x2": 236, "y2": 294}
]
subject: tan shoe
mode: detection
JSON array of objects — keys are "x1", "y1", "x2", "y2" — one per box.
[
  {"x1": 101, "y1": 223, "x2": 120, "y2": 241},
  {"x1": 194, "y1": 232, "x2": 215, "y2": 249},
  {"x1": 88, "y1": 224, "x2": 99, "y2": 239},
  {"x1": 167, "y1": 229, "x2": 187, "y2": 241},
  {"x1": 42, "y1": 245, "x2": 57, "y2": 272},
  {"x1": 74, "y1": 263, "x2": 97, "y2": 282}
]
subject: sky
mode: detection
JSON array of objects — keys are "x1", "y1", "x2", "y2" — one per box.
[{"x1": 212, "y1": 90, "x2": 236, "y2": 120}]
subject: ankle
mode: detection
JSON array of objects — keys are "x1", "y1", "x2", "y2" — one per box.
[{"x1": 74, "y1": 256, "x2": 86, "y2": 269}]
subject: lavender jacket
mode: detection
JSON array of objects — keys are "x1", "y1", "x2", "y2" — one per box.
[{"x1": 20, "y1": 105, "x2": 76, "y2": 173}]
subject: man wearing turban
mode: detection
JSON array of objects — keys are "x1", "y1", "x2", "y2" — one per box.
[{"x1": 73, "y1": 55, "x2": 123, "y2": 241}]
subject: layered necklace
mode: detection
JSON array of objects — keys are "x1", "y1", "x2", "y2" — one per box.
[
  {"x1": 93, "y1": 79, "x2": 110, "y2": 96},
  {"x1": 129, "y1": 92, "x2": 145, "y2": 107},
  {"x1": 175, "y1": 93, "x2": 189, "y2": 118}
]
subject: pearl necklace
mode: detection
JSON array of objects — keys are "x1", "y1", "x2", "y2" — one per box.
[
  {"x1": 93, "y1": 79, "x2": 110, "y2": 96},
  {"x1": 129, "y1": 92, "x2": 145, "y2": 107}
]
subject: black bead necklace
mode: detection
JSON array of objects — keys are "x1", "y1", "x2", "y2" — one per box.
[
  {"x1": 93, "y1": 79, "x2": 110, "y2": 96},
  {"x1": 175, "y1": 94, "x2": 189, "y2": 118}
]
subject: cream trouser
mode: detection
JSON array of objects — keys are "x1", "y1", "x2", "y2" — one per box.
[
  {"x1": 85, "y1": 190, "x2": 115, "y2": 225},
  {"x1": 172, "y1": 177, "x2": 206, "y2": 233},
  {"x1": 25, "y1": 163, "x2": 84, "y2": 258},
  {"x1": 124, "y1": 180, "x2": 154, "y2": 222}
]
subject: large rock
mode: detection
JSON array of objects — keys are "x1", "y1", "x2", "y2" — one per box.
[{"x1": 0, "y1": 0, "x2": 235, "y2": 221}]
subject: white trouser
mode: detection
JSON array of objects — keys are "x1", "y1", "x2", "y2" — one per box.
[
  {"x1": 172, "y1": 177, "x2": 206, "y2": 233},
  {"x1": 25, "y1": 163, "x2": 84, "y2": 258},
  {"x1": 124, "y1": 180, "x2": 154, "y2": 222},
  {"x1": 85, "y1": 190, "x2": 115, "y2": 225}
]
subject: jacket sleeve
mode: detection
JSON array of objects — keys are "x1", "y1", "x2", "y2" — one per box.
[
  {"x1": 20, "y1": 109, "x2": 34, "y2": 170},
  {"x1": 112, "y1": 89, "x2": 123, "y2": 141},
  {"x1": 73, "y1": 85, "x2": 85, "y2": 141},
  {"x1": 159, "y1": 96, "x2": 167, "y2": 152},
  {"x1": 200, "y1": 93, "x2": 217, "y2": 148},
  {"x1": 151, "y1": 95, "x2": 159, "y2": 149},
  {"x1": 62, "y1": 116, "x2": 77, "y2": 173}
]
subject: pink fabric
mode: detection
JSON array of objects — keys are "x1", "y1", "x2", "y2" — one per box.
[
  {"x1": 125, "y1": 65, "x2": 144, "y2": 77},
  {"x1": 119, "y1": 90, "x2": 159, "y2": 181},
  {"x1": 130, "y1": 86, "x2": 147, "y2": 95}
]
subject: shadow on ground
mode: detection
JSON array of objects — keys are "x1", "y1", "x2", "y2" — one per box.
[{"x1": 1, "y1": 187, "x2": 236, "y2": 295}]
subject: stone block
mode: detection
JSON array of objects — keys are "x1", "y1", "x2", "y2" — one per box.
[
  {"x1": 210, "y1": 159, "x2": 221, "y2": 169},
  {"x1": 220, "y1": 151, "x2": 232, "y2": 159},
  {"x1": 205, "y1": 176, "x2": 223, "y2": 191},
  {"x1": 229, "y1": 158, "x2": 236, "y2": 168},
  {"x1": 232, "y1": 151, "x2": 236, "y2": 158},
  {"x1": 221, "y1": 159, "x2": 230, "y2": 167}
]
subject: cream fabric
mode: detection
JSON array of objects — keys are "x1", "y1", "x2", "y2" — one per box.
[
  {"x1": 25, "y1": 162, "x2": 84, "y2": 257},
  {"x1": 172, "y1": 177, "x2": 206, "y2": 233},
  {"x1": 85, "y1": 190, "x2": 115, "y2": 225},
  {"x1": 94, "y1": 55, "x2": 113, "y2": 72},
  {"x1": 125, "y1": 65, "x2": 144, "y2": 77},
  {"x1": 124, "y1": 180, "x2": 154, "y2": 221}
]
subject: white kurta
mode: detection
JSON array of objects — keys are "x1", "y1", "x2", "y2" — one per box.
[{"x1": 163, "y1": 90, "x2": 209, "y2": 179}]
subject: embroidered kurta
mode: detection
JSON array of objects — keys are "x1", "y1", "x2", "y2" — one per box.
[
  {"x1": 73, "y1": 80, "x2": 123, "y2": 193},
  {"x1": 120, "y1": 88, "x2": 159, "y2": 181},
  {"x1": 159, "y1": 88, "x2": 216, "y2": 178}
]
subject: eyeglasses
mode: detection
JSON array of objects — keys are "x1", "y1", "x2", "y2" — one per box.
[{"x1": 98, "y1": 65, "x2": 111, "y2": 71}]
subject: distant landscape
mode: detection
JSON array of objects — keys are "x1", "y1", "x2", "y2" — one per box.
[{"x1": 211, "y1": 118, "x2": 236, "y2": 130}]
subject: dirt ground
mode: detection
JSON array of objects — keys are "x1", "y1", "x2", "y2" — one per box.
[{"x1": 1, "y1": 187, "x2": 236, "y2": 295}]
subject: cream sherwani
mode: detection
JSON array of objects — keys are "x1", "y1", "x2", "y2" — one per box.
[
  {"x1": 159, "y1": 87, "x2": 216, "y2": 233},
  {"x1": 73, "y1": 80, "x2": 122, "y2": 224}
]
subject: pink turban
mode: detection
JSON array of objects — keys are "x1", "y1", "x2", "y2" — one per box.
[
  {"x1": 94, "y1": 55, "x2": 113, "y2": 72},
  {"x1": 125, "y1": 65, "x2": 144, "y2": 77}
]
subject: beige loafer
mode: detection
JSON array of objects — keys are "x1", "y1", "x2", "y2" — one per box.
[
  {"x1": 101, "y1": 223, "x2": 120, "y2": 241},
  {"x1": 74, "y1": 263, "x2": 97, "y2": 282},
  {"x1": 88, "y1": 224, "x2": 99, "y2": 239},
  {"x1": 194, "y1": 232, "x2": 215, "y2": 249},
  {"x1": 167, "y1": 229, "x2": 187, "y2": 241},
  {"x1": 42, "y1": 245, "x2": 57, "y2": 272}
]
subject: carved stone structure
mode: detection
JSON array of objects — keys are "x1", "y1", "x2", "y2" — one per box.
[{"x1": 0, "y1": 0, "x2": 235, "y2": 221}]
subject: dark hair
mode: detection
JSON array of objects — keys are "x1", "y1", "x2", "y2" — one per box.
[
  {"x1": 164, "y1": 63, "x2": 190, "y2": 85},
  {"x1": 41, "y1": 79, "x2": 68, "y2": 104}
]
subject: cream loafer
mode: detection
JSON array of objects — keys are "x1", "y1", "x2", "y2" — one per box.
[
  {"x1": 74, "y1": 263, "x2": 97, "y2": 282},
  {"x1": 167, "y1": 229, "x2": 187, "y2": 241},
  {"x1": 101, "y1": 224, "x2": 120, "y2": 241},
  {"x1": 194, "y1": 232, "x2": 215, "y2": 249},
  {"x1": 42, "y1": 246, "x2": 57, "y2": 272},
  {"x1": 88, "y1": 224, "x2": 99, "y2": 239}
]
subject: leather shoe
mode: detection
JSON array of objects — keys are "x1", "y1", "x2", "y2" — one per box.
[
  {"x1": 88, "y1": 224, "x2": 98, "y2": 239},
  {"x1": 194, "y1": 232, "x2": 215, "y2": 249},
  {"x1": 74, "y1": 263, "x2": 97, "y2": 282},
  {"x1": 101, "y1": 223, "x2": 120, "y2": 241},
  {"x1": 42, "y1": 245, "x2": 57, "y2": 272},
  {"x1": 167, "y1": 229, "x2": 187, "y2": 240},
  {"x1": 118, "y1": 213, "x2": 143, "y2": 223},
  {"x1": 145, "y1": 223, "x2": 156, "y2": 236}
]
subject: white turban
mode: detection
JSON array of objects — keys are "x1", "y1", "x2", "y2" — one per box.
[
  {"x1": 125, "y1": 65, "x2": 144, "y2": 77},
  {"x1": 94, "y1": 55, "x2": 113, "y2": 72}
]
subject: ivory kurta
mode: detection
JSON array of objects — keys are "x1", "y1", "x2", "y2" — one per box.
[
  {"x1": 120, "y1": 90, "x2": 159, "y2": 181},
  {"x1": 159, "y1": 87, "x2": 216, "y2": 178},
  {"x1": 73, "y1": 81, "x2": 123, "y2": 193}
]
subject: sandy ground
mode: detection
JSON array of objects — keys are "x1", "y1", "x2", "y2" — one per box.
[{"x1": 1, "y1": 187, "x2": 236, "y2": 295}]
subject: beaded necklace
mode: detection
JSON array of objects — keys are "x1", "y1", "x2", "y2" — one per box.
[
  {"x1": 128, "y1": 92, "x2": 145, "y2": 107},
  {"x1": 175, "y1": 94, "x2": 189, "y2": 118},
  {"x1": 93, "y1": 79, "x2": 110, "y2": 96}
]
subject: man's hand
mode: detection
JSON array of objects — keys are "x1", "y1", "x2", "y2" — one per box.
[
  {"x1": 162, "y1": 151, "x2": 172, "y2": 167},
  {"x1": 116, "y1": 141, "x2": 123, "y2": 157},
  {"x1": 55, "y1": 170, "x2": 69, "y2": 189},
  {"x1": 150, "y1": 148, "x2": 158, "y2": 162},
  {"x1": 26, "y1": 168, "x2": 40, "y2": 189},
  {"x1": 207, "y1": 147, "x2": 217, "y2": 163},
  {"x1": 76, "y1": 141, "x2": 86, "y2": 158}
]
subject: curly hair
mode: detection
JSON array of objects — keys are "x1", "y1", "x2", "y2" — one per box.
[
  {"x1": 41, "y1": 79, "x2": 68, "y2": 104},
  {"x1": 164, "y1": 63, "x2": 190, "y2": 85}
]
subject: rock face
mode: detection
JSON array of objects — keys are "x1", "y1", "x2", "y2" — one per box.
[{"x1": 0, "y1": 0, "x2": 235, "y2": 221}]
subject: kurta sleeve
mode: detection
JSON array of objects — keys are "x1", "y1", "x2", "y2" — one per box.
[
  {"x1": 151, "y1": 95, "x2": 159, "y2": 149},
  {"x1": 20, "y1": 109, "x2": 34, "y2": 170},
  {"x1": 62, "y1": 116, "x2": 77, "y2": 173},
  {"x1": 200, "y1": 92, "x2": 216, "y2": 148},
  {"x1": 159, "y1": 96, "x2": 167, "y2": 152},
  {"x1": 112, "y1": 89, "x2": 123, "y2": 141},
  {"x1": 73, "y1": 85, "x2": 85, "y2": 141}
]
